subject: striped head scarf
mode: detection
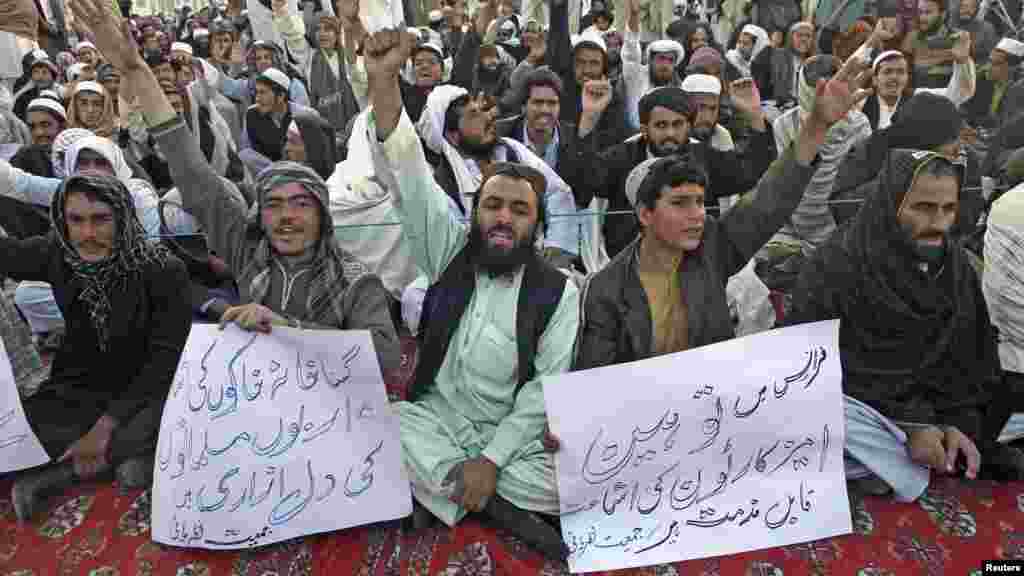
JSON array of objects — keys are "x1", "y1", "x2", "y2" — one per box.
[
  {"x1": 240, "y1": 162, "x2": 368, "y2": 327},
  {"x1": 50, "y1": 173, "x2": 171, "y2": 350}
]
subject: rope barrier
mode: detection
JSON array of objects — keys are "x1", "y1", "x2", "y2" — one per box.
[{"x1": 150, "y1": 184, "x2": 1013, "y2": 235}]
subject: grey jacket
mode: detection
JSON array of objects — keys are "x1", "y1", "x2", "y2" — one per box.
[
  {"x1": 151, "y1": 116, "x2": 400, "y2": 371},
  {"x1": 575, "y1": 142, "x2": 818, "y2": 370}
]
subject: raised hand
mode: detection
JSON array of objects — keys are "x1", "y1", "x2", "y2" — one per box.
[
  {"x1": 336, "y1": 0, "x2": 359, "y2": 27},
  {"x1": 70, "y1": 0, "x2": 144, "y2": 71},
  {"x1": 363, "y1": 27, "x2": 416, "y2": 86},
  {"x1": 580, "y1": 77, "x2": 612, "y2": 116},
  {"x1": 808, "y1": 54, "x2": 873, "y2": 131},
  {"x1": 730, "y1": 77, "x2": 763, "y2": 120},
  {"x1": 952, "y1": 30, "x2": 972, "y2": 63}
]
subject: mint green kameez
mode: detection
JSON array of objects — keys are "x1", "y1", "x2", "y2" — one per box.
[{"x1": 368, "y1": 109, "x2": 580, "y2": 526}]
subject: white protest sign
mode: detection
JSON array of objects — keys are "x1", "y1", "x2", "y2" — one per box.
[
  {"x1": 0, "y1": 337, "x2": 51, "y2": 474},
  {"x1": 152, "y1": 325, "x2": 411, "y2": 549},
  {"x1": 544, "y1": 320, "x2": 849, "y2": 573}
]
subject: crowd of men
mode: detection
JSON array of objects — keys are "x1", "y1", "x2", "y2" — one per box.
[{"x1": 1, "y1": 0, "x2": 1024, "y2": 563}]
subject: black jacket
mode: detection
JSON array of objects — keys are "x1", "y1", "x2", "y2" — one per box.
[
  {"x1": 496, "y1": 114, "x2": 599, "y2": 208},
  {"x1": 0, "y1": 234, "x2": 192, "y2": 423},
  {"x1": 546, "y1": 0, "x2": 632, "y2": 152},
  {"x1": 592, "y1": 127, "x2": 777, "y2": 259},
  {"x1": 576, "y1": 144, "x2": 817, "y2": 370}
]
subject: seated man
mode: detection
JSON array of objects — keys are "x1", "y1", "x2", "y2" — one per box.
[
  {"x1": 983, "y1": 149, "x2": 1024, "y2": 443},
  {"x1": 365, "y1": 29, "x2": 579, "y2": 560},
  {"x1": 575, "y1": 53, "x2": 870, "y2": 370},
  {"x1": 788, "y1": 148, "x2": 1024, "y2": 500},
  {"x1": 82, "y1": 10, "x2": 401, "y2": 372},
  {"x1": 0, "y1": 172, "x2": 191, "y2": 521}
]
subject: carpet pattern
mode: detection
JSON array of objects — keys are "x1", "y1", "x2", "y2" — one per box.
[
  {"x1": 1, "y1": 476, "x2": 1023, "y2": 574},
  {"x1": 3, "y1": 339, "x2": 1023, "y2": 574}
]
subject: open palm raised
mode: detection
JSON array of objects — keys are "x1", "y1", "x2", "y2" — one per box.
[{"x1": 809, "y1": 55, "x2": 873, "y2": 129}]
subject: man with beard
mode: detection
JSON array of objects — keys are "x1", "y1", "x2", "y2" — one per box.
[
  {"x1": 964, "y1": 37, "x2": 1024, "y2": 128},
  {"x1": 0, "y1": 172, "x2": 191, "y2": 521},
  {"x1": 788, "y1": 149, "x2": 1024, "y2": 499},
  {"x1": 364, "y1": 27, "x2": 578, "y2": 560},
  {"x1": 23, "y1": 97, "x2": 65, "y2": 147},
  {"x1": 593, "y1": 82, "x2": 776, "y2": 259},
  {"x1": 903, "y1": 0, "x2": 962, "y2": 88},
  {"x1": 726, "y1": 24, "x2": 770, "y2": 79},
  {"x1": 13, "y1": 51, "x2": 62, "y2": 120},
  {"x1": 682, "y1": 73, "x2": 773, "y2": 197},
  {"x1": 496, "y1": 66, "x2": 609, "y2": 208},
  {"x1": 416, "y1": 79, "x2": 581, "y2": 268},
  {"x1": 546, "y1": 0, "x2": 630, "y2": 151},
  {"x1": 620, "y1": 0, "x2": 685, "y2": 131}
]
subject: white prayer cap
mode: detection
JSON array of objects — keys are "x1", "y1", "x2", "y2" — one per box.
[
  {"x1": 26, "y1": 98, "x2": 67, "y2": 122},
  {"x1": 625, "y1": 157, "x2": 661, "y2": 208},
  {"x1": 193, "y1": 27, "x2": 209, "y2": 38},
  {"x1": 682, "y1": 73, "x2": 722, "y2": 95},
  {"x1": 741, "y1": 24, "x2": 762, "y2": 37},
  {"x1": 996, "y1": 37, "x2": 1024, "y2": 58},
  {"x1": 72, "y1": 80, "x2": 106, "y2": 97},
  {"x1": 30, "y1": 55, "x2": 60, "y2": 76},
  {"x1": 171, "y1": 42, "x2": 193, "y2": 55},
  {"x1": 31, "y1": 48, "x2": 48, "y2": 60},
  {"x1": 414, "y1": 41, "x2": 445, "y2": 60},
  {"x1": 789, "y1": 21, "x2": 813, "y2": 33},
  {"x1": 571, "y1": 29, "x2": 607, "y2": 53},
  {"x1": 76, "y1": 40, "x2": 97, "y2": 53},
  {"x1": 255, "y1": 68, "x2": 291, "y2": 93},
  {"x1": 38, "y1": 89, "x2": 62, "y2": 101},
  {"x1": 647, "y1": 39, "x2": 685, "y2": 63},
  {"x1": 872, "y1": 50, "x2": 907, "y2": 71},
  {"x1": 428, "y1": 9, "x2": 444, "y2": 23}
]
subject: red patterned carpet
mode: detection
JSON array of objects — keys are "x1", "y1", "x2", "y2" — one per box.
[
  {"x1": 1, "y1": 476, "x2": 1023, "y2": 575},
  {"x1": 4, "y1": 339, "x2": 1024, "y2": 574}
]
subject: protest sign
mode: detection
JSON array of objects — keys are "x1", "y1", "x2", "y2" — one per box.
[
  {"x1": 544, "y1": 320, "x2": 849, "y2": 572},
  {"x1": 0, "y1": 337, "x2": 51, "y2": 474},
  {"x1": 152, "y1": 325, "x2": 410, "y2": 549}
]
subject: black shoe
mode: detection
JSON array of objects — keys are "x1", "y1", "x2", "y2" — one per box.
[
  {"x1": 483, "y1": 495, "x2": 568, "y2": 562},
  {"x1": 116, "y1": 455, "x2": 154, "y2": 493},
  {"x1": 11, "y1": 462, "x2": 75, "y2": 523}
]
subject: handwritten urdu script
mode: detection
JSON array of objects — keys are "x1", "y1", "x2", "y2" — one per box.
[
  {"x1": 152, "y1": 326, "x2": 411, "y2": 550},
  {"x1": 544, "y1": 320, "x2": 849, "y2": 572},
  {"x1": 0, "y1": 337, "x2": 50, "y2": 474}
]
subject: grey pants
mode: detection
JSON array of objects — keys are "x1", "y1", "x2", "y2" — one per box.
[{"x1": 844, "y1": 395, "x2": 931, "y2": 502}]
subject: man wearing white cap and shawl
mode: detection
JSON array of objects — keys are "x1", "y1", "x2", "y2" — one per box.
[
  {"x1": 759, "y1": 20, "x2": 816, "y2": 104},
  {"x1": 855, "y1": 19, "x2": 976, "y2": 131},
  {"x1": 965, "y1": 37, "x2": 1024, "y2": 127},
  {"x1": 726, "y1": 24, "x2": 770, "y2": 79},
  {"x1": 67, "y1": 80, "x2": 116, "y2": 137},
  {"x1": 619, "y1": 0, "x2": 685, "y2": 130}
]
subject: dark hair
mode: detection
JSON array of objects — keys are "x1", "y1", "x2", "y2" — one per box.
[
  {"x1": 636, "y1": 156, "x2": 708, "y2": 211},
  {"x1": 522, "y1": 66, "x2": 563, "y2": 100},
  {"x1": 255, "y1": 78, "x2": 289, "y2": 98},
  {"x1": 443, "y1": 93, "x2": 472, "y2": 134},
  {"x1": 638, "y1": 87, "x2": 693, "y2": 125},
  {"x1": 918, "y1": 155, "x2": 960, "y2": 180},
  {"x1": 471, "y1": 162, "x2": 548, "y2": 233},
  {"x1": 921, "y1": 0, "x2": 945, "y2": 11}
]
